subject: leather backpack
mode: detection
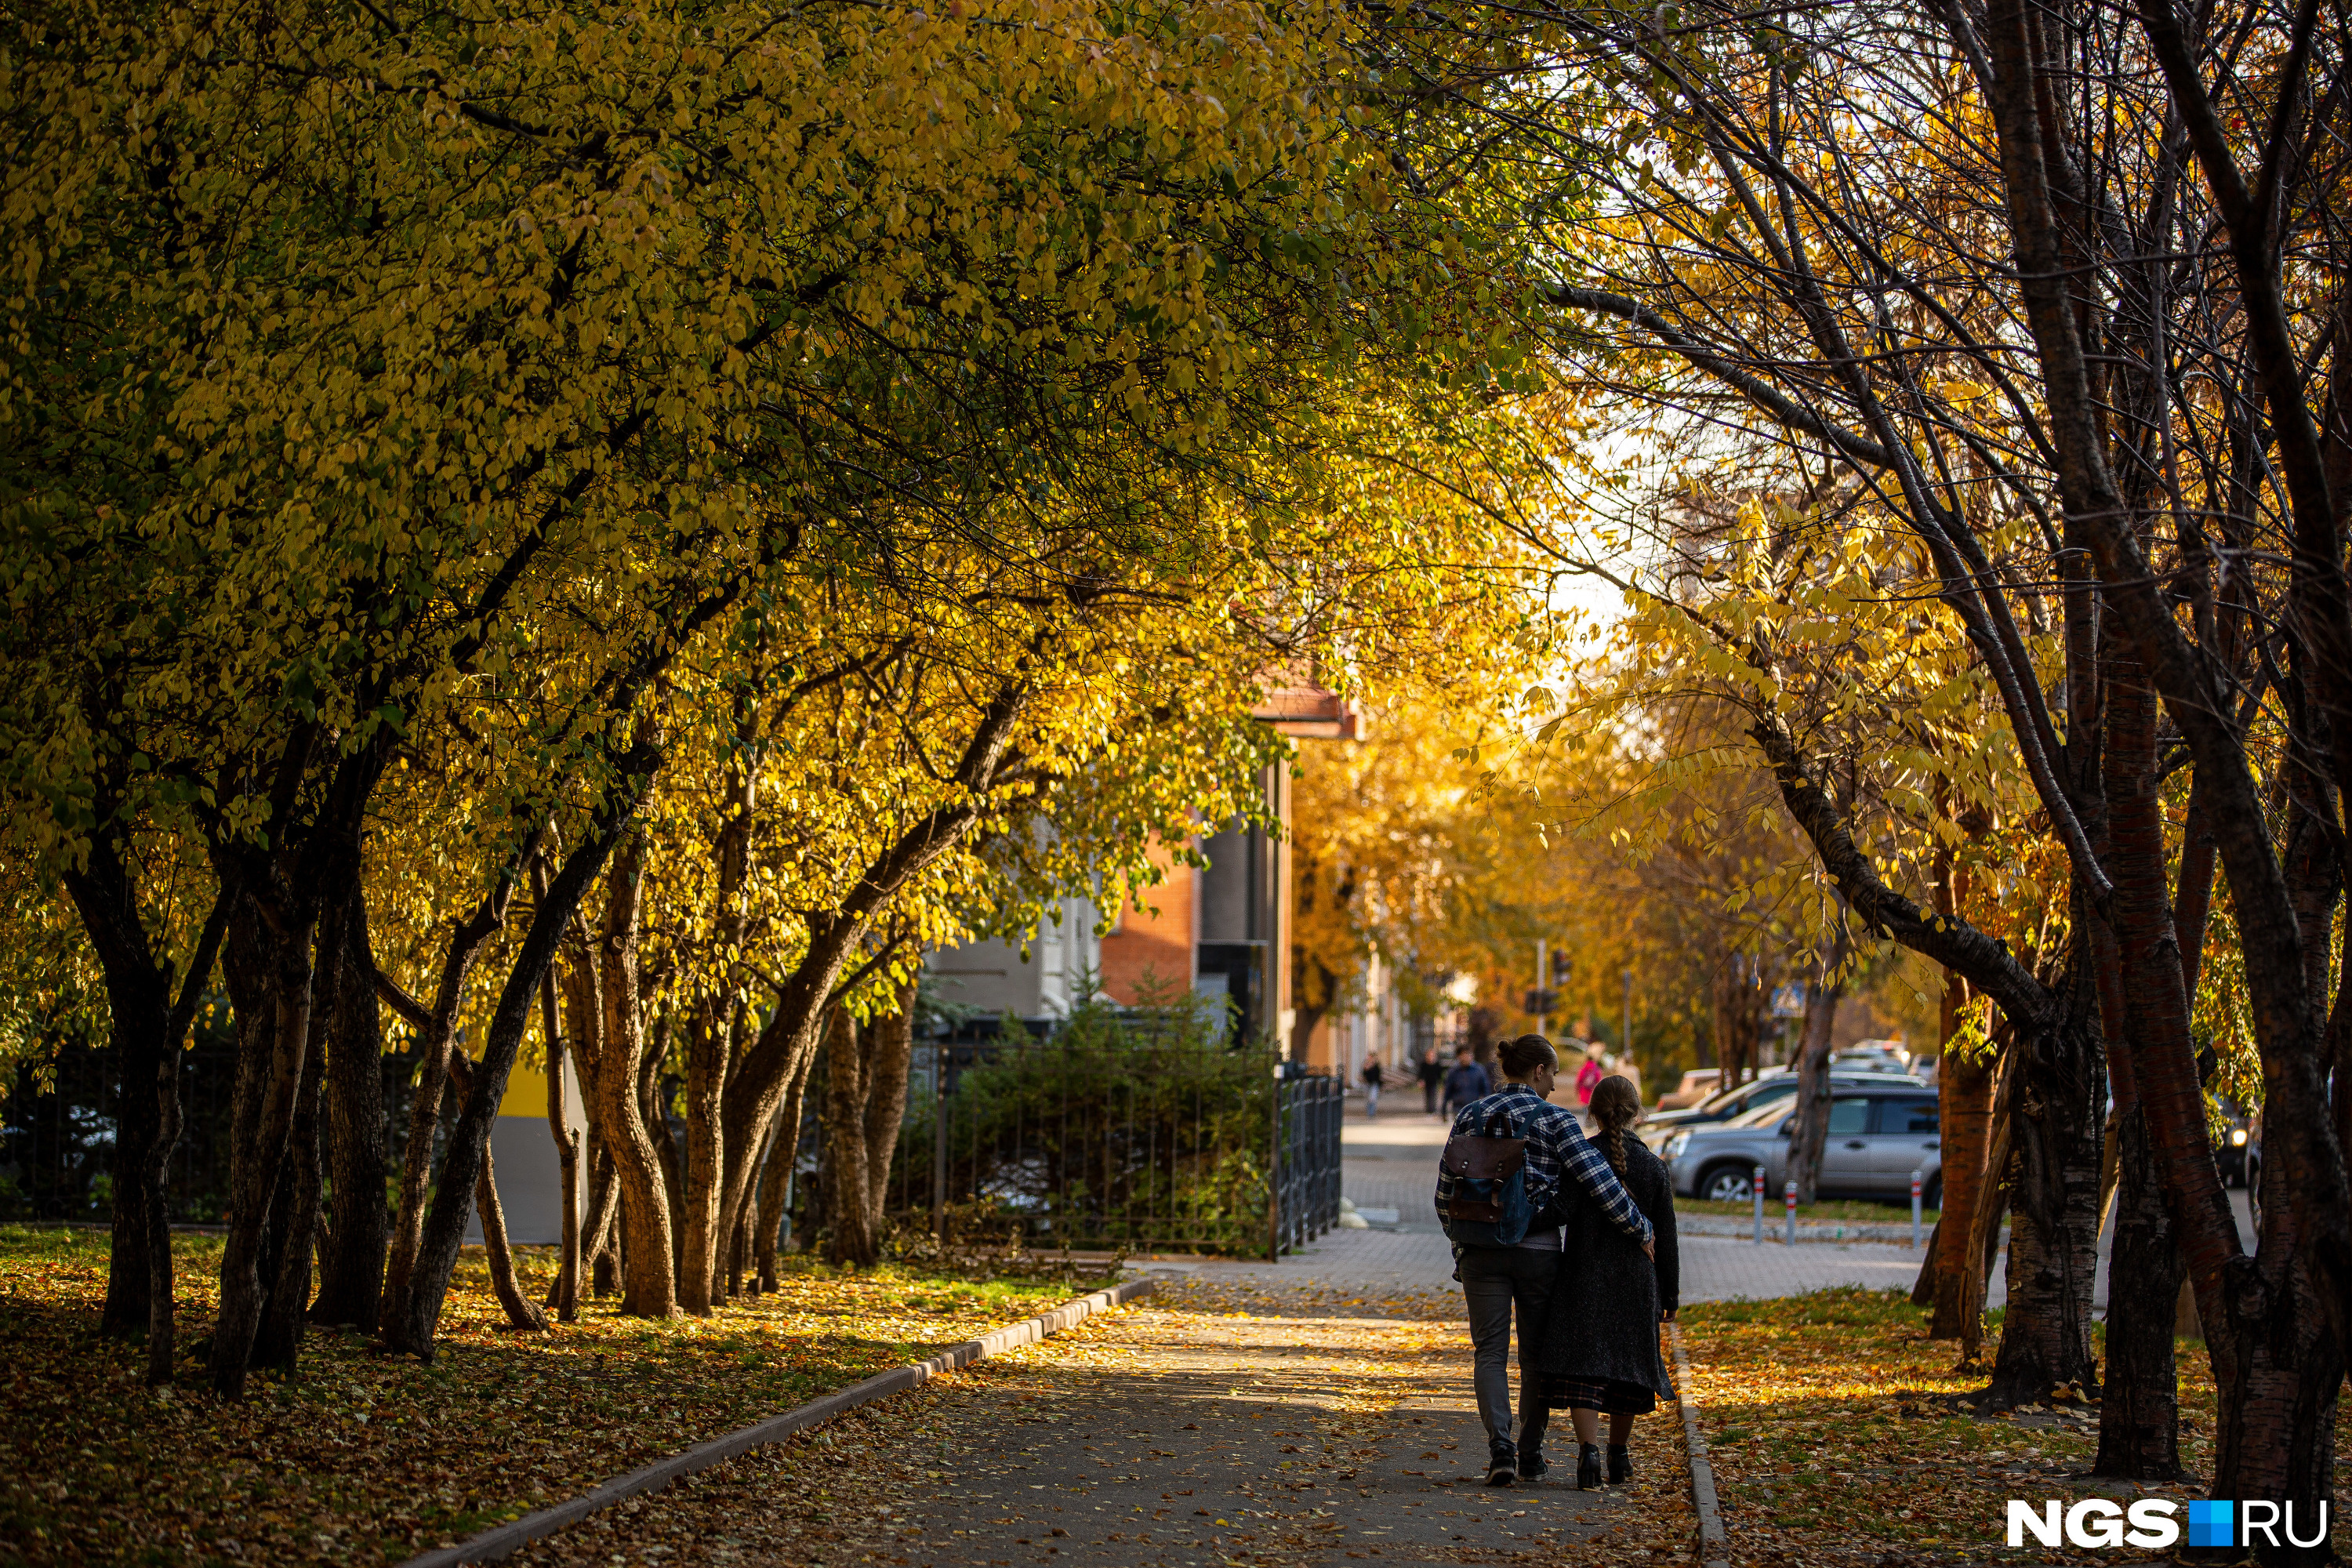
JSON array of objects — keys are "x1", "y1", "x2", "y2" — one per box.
[{"x1": 1442, "y1": 1099, "x2": 1534, "y2": 1246}]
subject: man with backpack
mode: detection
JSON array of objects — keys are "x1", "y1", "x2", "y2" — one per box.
[{"x1": 1436, "y1": 1033, "x2": 1654, "y2": 1486}]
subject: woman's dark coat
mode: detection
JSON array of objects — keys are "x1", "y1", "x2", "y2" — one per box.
[{"x1": 1538, "y1": 1134, "x2": 1680, "y2": 1399}]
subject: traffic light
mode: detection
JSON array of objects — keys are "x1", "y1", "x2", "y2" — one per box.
[
  {"x1": 1549, "y1": 949, "x2": 1571, "y2": 989},
  {"x1": 1524, "y1": 988, "x2": 1559, "y2": 1016}
]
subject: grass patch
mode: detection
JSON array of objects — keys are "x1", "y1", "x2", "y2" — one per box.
[
  {"x1": 0, "y1": 1225, "x2": 1077, "y2": 1566},
  {"x1": 1676, "y1": 1287, "x2": 2249, "y2": 1565}
]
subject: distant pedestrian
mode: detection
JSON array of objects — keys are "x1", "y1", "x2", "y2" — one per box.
[
  {"x1": 1539, "y1": 1074, "x2": 1679, "y2": 1489},
  {"x1": 1574, "y1": 1053, "x2": 1605, "y2": 1109},
  {"x1": 1436, "y1": 1036, "x2": 1654, "y2": 1487},
  {"x1": 1361, "y1": 1053, "x2": 1386, "y2": 1120},
  {"x1": 1443, "y1": 1047, "x2": 1491, "y2": 1116},
  {"x1": 1418, "y1": 1051, "x2": 1447, "y2": 1116}
]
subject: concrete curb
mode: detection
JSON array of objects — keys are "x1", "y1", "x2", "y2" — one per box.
[
  {"x1": 1669, "y1": 1320, "x2": 1730, "y2": 1568},
  {"x1": 398, "y1": 1277, "x2": 1157, "y2": 1567}
]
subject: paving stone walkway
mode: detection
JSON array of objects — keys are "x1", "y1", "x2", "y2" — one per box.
[
  {"x1": 1184, "y1": 1112, "x2": 1958, "y2": 1308},
  {"x1": 505, "y1": 1280, "x2": 1694, "y2": 1568}
]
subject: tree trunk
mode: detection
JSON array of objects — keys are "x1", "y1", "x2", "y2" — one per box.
[
  {"x1": 252, "y1": 1037, "x2": 325, "y2": 1372},
  {"x1": 1787, "y1": 946, "x2": 1846, "y2": 1204},
  {"x1": 2086, "y1": 648, "x2": 2185, "y2": 1479},
  {"x1": 715, "y1": 1010, "x2": 828, "y2": 1289},
  {"x1": 582, "y1": 1142, "x2": 621, "y2": 1300},
  {"x1": 1958, "y1": 1070, "x2": 2013, "y2": 1369},
  {"x1": 446, "y1": 1054, "x2": 548, "y2": 1331},
  {"x1": 379, "y1": 1024, "x2": 453, "y2": 1328},
  {"x1": 641, "y1": 1011, "x2": 688, "y2": 1284},
  {"x1": 542, "y1": 964, "x2": 582, "y2": 1323},
  {"x1": 678, "y1": 1000, "x2": 728, "y2": 1315},
  {"x1": 554, "y1": 916, "x2": 607, "y2": 1314},
  {"x1": 211, "y1": 895, "x2": 316, "y2": 1396},
  {"x1": 822, "y1": 1005, "x2": 878, "y2": 1265},
  {"x1": 476, "y1": 1142, "x2": 550, "y2": 1331},
  {"x1": 728, "y1": 1107, "x2": 777, "y2": 1298},
  {"x1": 61, "y1": 843, "x2": 219, "y2": 1358},
  {"x1": 2096, "y1": 1105, "x2": 2186, "y2": 1476},
  {"x1": 1983, "y1": 980, "x2": 2104, "y2": 1407},
  {"x1": 312, "y1": 887, "x2": 390, "y2": 1330},
  {"x1": 141, "y1": 1023, "x2": 185, "y2": 1385},
  {"x1": 755, "y1": 1046, "x2": 816, "y2": 1289},
  {"x1": 1930, "y1": 1037, "x2": 1999, "y2": 1338},
  {"x1": 592, "y1": 840, "x2": 681, "y2": 1319},
  {"x1": 373, "y1": 879, "x2": 522, "y2": 1331},
  {"x1": 861, "y1": 985, "x2": 919, "y2": 1224},
  {"x1": 682, "y1": 734, "x2": 760, "y2": 1312},
  {"x1": 100, "y1": 971, "x2": 167, "y2": 1341},
  {"x1": 383, "y1": 781, "x2": 643, "y2": 1357}
]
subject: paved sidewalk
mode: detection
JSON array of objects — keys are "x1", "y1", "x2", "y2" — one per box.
[
  {"x1": 503, "y1": 1281, "x2": 1692, "y2": 1568},
  {"x1": 1138, "y1": 1225, "x2": 1958, "y2": 1306}
]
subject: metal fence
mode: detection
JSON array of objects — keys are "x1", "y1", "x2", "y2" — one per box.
[
  {"x1": 1272, "y1": 1066, "x2": 1343, "y2": 1254},
  {"x1": 885, "y1": 1032, "x2": 1345, "y2": 1259},
  {"x1": 1, "y1": 1027, "x2": 247, "y2": 1224},
  {"x1": 2, "y1": 1022, "x2": 423, "y2": 1225}
]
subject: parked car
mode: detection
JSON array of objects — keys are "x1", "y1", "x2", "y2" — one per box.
[
  {"x1": 1829, "y1": 1048, "x2": 1921, "y2": 1078},
  {"x1": 1664, "y1": 1087, "x2": 1944, "y2": 1206},
  {"x1": 1657, "y1": 1069, "x2": 1722, "y2": 1111},
  {"x1": 1640, "y1": 1070, "x2": 1892, "y2": 1147}
]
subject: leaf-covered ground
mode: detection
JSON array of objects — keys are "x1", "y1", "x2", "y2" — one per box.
[
  {"x1": 1675, "y1": 1287, "x2": 2348, "y2": 1565},
  {"x1": 499, "y1": 1275, "x2": 1702, "y2": 1568},
  {"x1": 0, "y1": 1225, "x2": 1074, "y2": 1566}
]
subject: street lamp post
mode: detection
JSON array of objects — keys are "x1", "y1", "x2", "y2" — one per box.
[{"x1": 1621, "y1": 968, "x2": 1633, "y2": 1065}]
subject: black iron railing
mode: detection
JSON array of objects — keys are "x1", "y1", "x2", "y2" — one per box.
[{"x1": 1272, "y1": 1066, "x2": 1343, "y2": 1254}]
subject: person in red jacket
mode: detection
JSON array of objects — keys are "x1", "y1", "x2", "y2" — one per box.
[{"x1": 1574, "y1": 1054, "x2": 1606, "y2": 1109}]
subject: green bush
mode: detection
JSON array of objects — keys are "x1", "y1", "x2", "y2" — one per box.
[{"x1": 894, "y1": 991, "x2": 1279, "y2": 1254}]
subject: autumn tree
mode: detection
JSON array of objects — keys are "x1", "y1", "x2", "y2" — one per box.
[{"x1": 1367, "y1": 0, "x2": 2350, "y2": 1519}]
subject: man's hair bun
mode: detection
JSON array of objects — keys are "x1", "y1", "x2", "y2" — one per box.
[{"x1": 1496, "y1": 1033, "x2": 1558, "y2": 1078}]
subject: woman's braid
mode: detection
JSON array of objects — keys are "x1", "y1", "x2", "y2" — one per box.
[{"x1": 1590, "y1": 1074, "x2": 1642, "y2": 1174}]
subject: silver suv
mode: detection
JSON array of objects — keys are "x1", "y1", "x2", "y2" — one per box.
[
  {"x1": 1640, "y1": 1070, "x2": 1910, "y2": 1147},
  {"x1": 1662, "y1": 1088, "x2": 1943, "y2": 1206}
]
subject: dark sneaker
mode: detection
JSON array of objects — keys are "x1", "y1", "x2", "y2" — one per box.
[
  {"x1": 1486, "y1": 1453, "x2": 1518, "y2": 1486},
  {"x1": 1518, "y1": 1450, "x2": 1548, "y2": 1480}
]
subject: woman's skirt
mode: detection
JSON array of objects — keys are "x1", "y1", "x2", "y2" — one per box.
[{"x1": 1542, "y1": 1374, "x2": 1657, "y2": 1415}]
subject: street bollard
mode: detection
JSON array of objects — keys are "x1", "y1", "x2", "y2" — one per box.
[
  {"x1": 1752, "y1": 1164, "x2": 1766, "y2": 1245},
  {"x1": 1784, "y1": 1180, "x2": 1798, "y2": 1247},
  {"x1": 1911, "y1": 1169, "x2": 1924, "y2": 1248}
]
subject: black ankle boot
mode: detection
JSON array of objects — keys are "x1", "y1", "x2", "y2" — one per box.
[
  {"x1": 1607, "y1": 1443, "x2": 1632, "y2": 1483},
  {"x1": 1576, "y1": 1443, "x2": 1602, "y2": 1490}
]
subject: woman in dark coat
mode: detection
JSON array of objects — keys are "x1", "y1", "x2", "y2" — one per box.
[{"x1": 1539, "y1": 1074, "x2": 1679, "y2": 1488}]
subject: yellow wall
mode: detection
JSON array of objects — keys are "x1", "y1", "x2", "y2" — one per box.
[{"x1": 495, "y1": 1059, "x2": 548, "y2": 1120}]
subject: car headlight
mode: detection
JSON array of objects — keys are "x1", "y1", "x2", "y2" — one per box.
[
  {"x1": 2231, "y1": 1128, "x2": 2248, "y2": 1146},
  {"x1": 1665, "y1": 1132, "x2": 1690, "y2": 1160}
]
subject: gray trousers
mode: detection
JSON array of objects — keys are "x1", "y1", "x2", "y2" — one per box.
[{"x1": 1457, "y1": 1245, "x2": 1556, "y2": 1457}]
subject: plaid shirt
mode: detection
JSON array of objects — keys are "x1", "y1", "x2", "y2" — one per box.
[{"x1": 1434, "y1": 1084, "x2": 1653, "y2": 1245}]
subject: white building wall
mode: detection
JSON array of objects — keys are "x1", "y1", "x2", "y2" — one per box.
[{"x1": 925, "y1": 894, "x2": 1105, "y2": 1020}]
